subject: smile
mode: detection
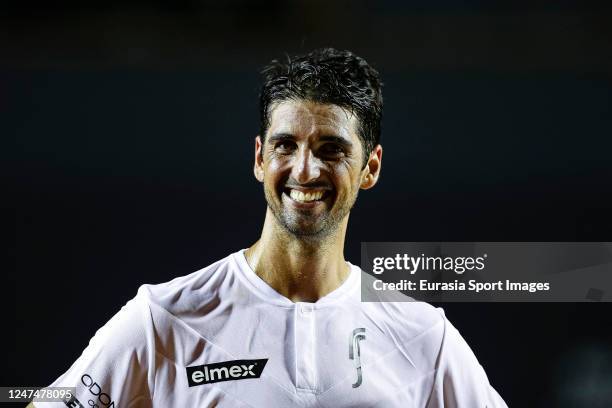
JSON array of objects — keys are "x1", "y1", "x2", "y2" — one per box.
[
  {"x1": 289, "y1": 189, "x2": 325, "y2": 203},
  {"x1": 282, "y1": 186, "x2": 332, "y2": 205}
]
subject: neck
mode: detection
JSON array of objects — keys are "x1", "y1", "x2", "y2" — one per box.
[{"x1": 244, "y1": 208, "x2": 350, "y2": 302}]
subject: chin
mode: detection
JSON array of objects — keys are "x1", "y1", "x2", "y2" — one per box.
[{"x1": 283, "y1": 217, "x2": 336, "y2": 239}]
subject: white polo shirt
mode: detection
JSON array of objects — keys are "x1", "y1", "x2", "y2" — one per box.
[{"x1": 37, "y1": 250, "x2": 507, "y2": 407}]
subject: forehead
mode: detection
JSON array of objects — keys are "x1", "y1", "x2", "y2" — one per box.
[{"x1": 267, "y1": 100, "x2": 359, "y2": 140}]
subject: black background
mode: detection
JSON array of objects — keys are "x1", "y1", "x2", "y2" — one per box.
[{"x1": 7, "y1": 1, "x2": 612, "y2": 407}]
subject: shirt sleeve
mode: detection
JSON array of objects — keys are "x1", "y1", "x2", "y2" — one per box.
[
  {"x1": 427, "y1": 312, "x2": 508, "y2": 408},
  {"x1": 34, "y1": 288, "x2": 155, "y2": 408}
]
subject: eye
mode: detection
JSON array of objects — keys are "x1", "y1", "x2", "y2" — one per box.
[
  {"x1": 319, "y1": 143, "x2": 345, "y2": 157},
  {"x1": 274, "y1": 141, "x2": 297, "y2": 153}
]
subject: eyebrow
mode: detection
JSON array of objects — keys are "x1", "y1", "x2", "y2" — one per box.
[
  {"x1": 267, "y1": 133, "x2": 295, "y2": 144},
  {"x1": 267, "y1": 133, "x2": 354, "y2": 149},
  {"x1": 318, "y1": 135, "x2": 354, "y2": 149}
]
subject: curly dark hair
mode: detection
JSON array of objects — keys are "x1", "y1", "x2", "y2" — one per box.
[{"x1": 259, "y1": 48, "x2": 383, "y2": 167}]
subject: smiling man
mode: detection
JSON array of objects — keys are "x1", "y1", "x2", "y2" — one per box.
[
  {"x1": 32, "y1": 48, "x2": 507, "y2": 408},
  {"x1": 245, "y1": 97, "x2": 379, "y2": 302}
]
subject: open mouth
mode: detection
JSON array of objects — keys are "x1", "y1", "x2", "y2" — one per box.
[{"x1": 283, "y1": 188, "x2": 332, "y2": 204}]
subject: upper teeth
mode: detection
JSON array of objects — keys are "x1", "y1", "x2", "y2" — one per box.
[{"x1": 290, "y1": 190, "x2": 324, "y2": 202}]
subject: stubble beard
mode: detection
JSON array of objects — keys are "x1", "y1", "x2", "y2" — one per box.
[{"x1": 264, "y1": 184, "x2": 359, "y2": 241}]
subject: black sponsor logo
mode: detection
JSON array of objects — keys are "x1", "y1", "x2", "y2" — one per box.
[
  {"x1": 63, "y1": 394, "x2": 84, "y2": 408},
  {"x1": 80, "y1": 374, "x2": 115, "y2": 407},
  {"x1": 62, "y1": 374, "x2": 116, "y2": 407},
  {"x1": 186, "y1": 359, "x2": 268, "y2": 387}
]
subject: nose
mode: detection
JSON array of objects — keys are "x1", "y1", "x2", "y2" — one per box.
[{"x1": 291, "y1": 147, "x2": 321, "y2": 184}]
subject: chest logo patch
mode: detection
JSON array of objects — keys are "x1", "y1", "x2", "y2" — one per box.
[
  {"x1": 350, "y1": 328, "x2": 366, "y2": 388},
  {"x1": 186, "y1": 359, "x2": 268, "y2": 387}
]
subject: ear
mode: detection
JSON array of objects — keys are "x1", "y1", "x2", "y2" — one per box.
[
  {"x1": 254, "y1": 135, "x2": 265, "y2": 182},
  {"x1": 360, "y1": 144, "x2": 383, "y2": 190}
]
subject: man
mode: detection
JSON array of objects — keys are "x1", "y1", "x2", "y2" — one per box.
[{"x1": 32, "y1": 48, "x2": 507, "y2": 407}]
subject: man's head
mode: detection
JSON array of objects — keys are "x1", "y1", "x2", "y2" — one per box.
[
  {"x1": 254, "y1": 48, "x2": 383, "y2": 239},
  {"x1": 259, "y1": 48, "x2": 383, "y2": 166}
]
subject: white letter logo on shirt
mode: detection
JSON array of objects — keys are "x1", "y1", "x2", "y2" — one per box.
[
  {"x1": 186, "y1": 359, "x2": 268, "y2": 387},
  {"x1": 349, "y1": 328, "x2": 366, "y2": 388}
]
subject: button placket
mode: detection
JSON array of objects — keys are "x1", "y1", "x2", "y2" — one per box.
[{"x1": 294, "y1": 302, "x2": 317, "y2": 391}]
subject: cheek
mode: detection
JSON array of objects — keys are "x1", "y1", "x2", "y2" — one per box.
[
  {"x1": 331, "y1": 163, "x2": 359, "y2": 193},
  {"x1": 263, "y1": 158, "x2": 289, "y2": 187}
]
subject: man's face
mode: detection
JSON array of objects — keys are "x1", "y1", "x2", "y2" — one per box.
[{"x1": 254, "y1": 99, "x2": 382, "y2": 238}]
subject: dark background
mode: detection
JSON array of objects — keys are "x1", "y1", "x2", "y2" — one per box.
[{"x1": 6, "y1": 1, "x2": 612, "y2": 407}]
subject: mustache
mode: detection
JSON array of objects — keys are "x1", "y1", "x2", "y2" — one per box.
[{"x1": 284, "y1": 179, "x2": 333, "y2": 190}]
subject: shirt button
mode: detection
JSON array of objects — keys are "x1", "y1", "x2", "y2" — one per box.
[{"x1": 300, "y1": 304, "x2": 313, "y2": 314}]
